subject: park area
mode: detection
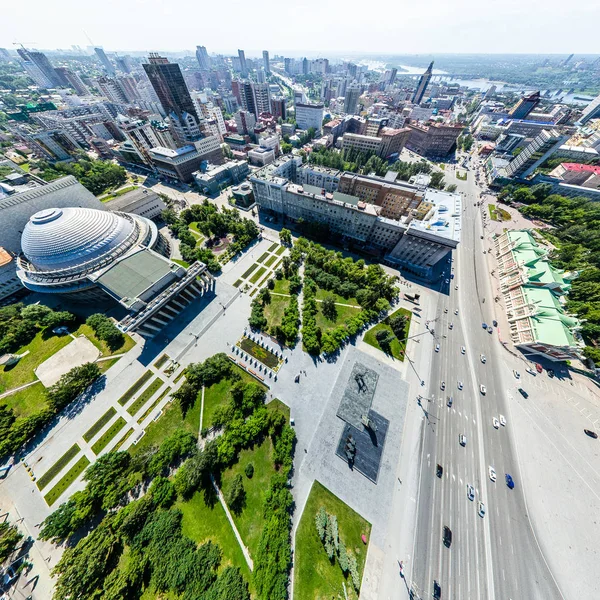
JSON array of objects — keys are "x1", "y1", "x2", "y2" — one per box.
[
  {"x1": 294, "y1": 480, "x2": 371, "y2": 600},
  {"x1": 363, "y1": 307, "x2": 412, "y2": 360},
  {"x1": 488, "y1": 203, "x2": 511, "y2": 221}
]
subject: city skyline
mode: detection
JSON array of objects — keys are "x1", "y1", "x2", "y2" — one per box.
[{"x1": 3, "y1": 0, "x2": 600, "y2": 54}]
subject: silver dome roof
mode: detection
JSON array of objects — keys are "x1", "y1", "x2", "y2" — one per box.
[{"x1": 21, "y1": 207, "x2": 136, "y2": 272}]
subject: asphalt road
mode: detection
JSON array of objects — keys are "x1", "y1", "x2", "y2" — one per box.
[{"x1": 410, "y1": 156, "x2": 564, "y2": 600}]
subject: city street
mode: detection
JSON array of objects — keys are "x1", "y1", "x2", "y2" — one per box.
[{"x1": 409, "y1": 157, "x2": 564, "y2": 600}]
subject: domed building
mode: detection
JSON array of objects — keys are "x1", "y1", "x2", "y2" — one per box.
[{"x1": 16, "y1": 207, "x2": 214, "y2": 337}]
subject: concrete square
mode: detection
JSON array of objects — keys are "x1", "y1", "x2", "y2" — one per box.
[{"x1": 35, "y1": 336, "x2": 100, "y2": 387}]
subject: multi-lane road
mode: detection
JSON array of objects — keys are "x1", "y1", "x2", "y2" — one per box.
[{"x1": 410, "y1": 158, "x2": 564, "y2": 600}]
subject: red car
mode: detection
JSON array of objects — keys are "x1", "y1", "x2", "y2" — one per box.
[{"x1": 535, "y1": 363, "x2": 543, "y2": 373}]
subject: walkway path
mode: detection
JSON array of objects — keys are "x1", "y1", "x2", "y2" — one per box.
[
  {"x1": 270, "y1": 291, "x2": 361, "y2": 309},
  {"x1": 210, "y1": 474, "x2": 254, "y2": 570}
]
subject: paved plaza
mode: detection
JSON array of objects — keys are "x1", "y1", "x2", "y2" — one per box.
[{"x1": 35, "y1": 335, "x2": 100, "y2": 387}]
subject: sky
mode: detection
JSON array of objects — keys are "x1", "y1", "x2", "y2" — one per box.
[{"x1": 2, "y1": 0, "x2": 600, "y2": 55}]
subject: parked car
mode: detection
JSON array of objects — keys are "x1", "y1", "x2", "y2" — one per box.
[
  {"x1": 440, "y1": 381, "x2": 446, "y2": 390},
  {"x1": 535, "y1": 363, "x2": 543, "y2": 373},
  {"x1": 518, "y1": 388, "x2": 528, "y2": 398},
  {"x1": 584, "y1": 429, "x2": 598, "y2": 439},
  {"x1": 480, "y1": 384, "x2": 487, "y2": 395},
  {"x1": 461, "y1": 346, "x2": 466, "y2": 354},
  {"x1": 487, "y1": 326, "x2": 493, "y2": 334},
  {"x1": 547, "y1": 369, "x2": 555, "y2": 378},
  {"x1": 478, "y1": 501, "x2": 486, "y2": 518},
  {"x1": 492, "y1": 320, "x2": 498, "y2": 327},
  {"x1": 433, "y1": 580, "x2": 442, "y2": 599},
  {"x1": 505, "y1": 473, "x2": 515, "y2": 489},
  {"x1": 493, "y1": 417, "x2": 500, "y2": 429},
  {"x1": 513, "y1": 370, "x2": 520, "y2": 379},
  {"x1": 499, "y1": 414, "x2": 506, "y2": 426},
  {"x1": 488, "y1": 466, "x2": 497, "y2": 482},
  {"x1": 435, "y1": 344, "x2": 440, "y2": 353},
  {"x1": 459, "y1": 434, "x2": 467, "y2": 446},
  {"x1": 437, "y1": 464, "x2": 444, "y2": 478},
  {"x1": 482, "y1": 322, "x2": 488, "y2": 329},
  {"x1": 447, "y1": 396, "x2": 453, "y2": 407},
  {"x1": 480, "y1": 354, "x2": 486, "y2": 363}
]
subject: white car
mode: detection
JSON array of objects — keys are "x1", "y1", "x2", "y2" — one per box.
[
  {"x1": 480, "y1": 384, "x2": 487, "y2": 395},
  {"x1": 478, "y1": 501, "x2": 486, "y2": 518},
  {"x1": 455, "y1": 285, "x2": 459, "y2": 290},
  {"x1": 449, "y1": 322, "x2": 453, "y2": 330},
  {"x1": 461, "y1": 346, "x2": 466, "y2": 354},
  {"x1": 459, "y1": 434, "x2": 467, "y2": 446},
  {"x1": 526, "y1": 367, "x2": 536, "y2": 375},
  {"x1": 457, "y1": 380, "x2": 463, "y2": 390},
  {"x1": 444, "y1": 307, "x2": 448, "y2": 314},
  {"x1": 493, "y1": 417, "x2": 500, "y2": 429},
  {"x1": 440, "y1": 381, "x2": 446, "y2": 391},
  {"x1": 513, "y1": 370, "x2": 520, "y2": 379},
  {"x1": 467, "y1": 484, "x2": 475, "y2": 501},
  {"x1": 454, "y1": 309, "x2": 459, "y2": 315},
  {"x1": 499, "y1": 414, "x2": 506, "y2": 426},
  {"x1": 488, "y1": 466, "x2": 497, "y2": 482},
  {"x1": 435, "y1": 344, "x2": 440, "y2": 353},
  {"x1": 480, "y1": 354, "x2": 486, "y2": 364}
]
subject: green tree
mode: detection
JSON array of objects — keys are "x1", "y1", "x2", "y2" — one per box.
[
  {"x1": 279, "y1": 228, "x2": 292, "y2": 246},
  {"x1": 226, "y1": 474, "x2": 246, "y2": 515},
  {"x1": 0, "y1": 521, "x2": 23, "y2": 563},
  {"x1": 321, "y1": 295, "x2": 337, "y2": 321},
  {"x1": 149, "y1": 476, "x2": 176, "y2": 508}
]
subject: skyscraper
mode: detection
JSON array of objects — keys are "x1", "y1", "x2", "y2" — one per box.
[
  {"x1": 508, "y1": 91, "x2": 541, "y2": 120},
  {"x1": 389, "y1": 68, "x2": 397, "y2": 85},
  {"x1": 238, "y1": 49, "x2": 248, "y2": 77},
  {"x1": 412, "y1": 61, "x2": 434, "y2": 104},
  {"x1": 54, "y1": 67, "x2": 89, "y2": 96},
  {"x1": 143, "y1": 54, "x2": 201, "y2": 144},
  {"x1": 94, "y1": 47, "x2": 115, "y2": 77},
  {"x1": 17, "y1": 48, "x2": 60, "y2": 88},
  {"x1": 196, "y1": 46, "x2": 211, "y2": 71},
  {"x1": 263, "y1": 50, "x2": 270, "y2": 74},
  {"x1": 252, "y1": 82, "x2": 271, "y2": 117},
  {"x1": 579, "y1": 92, "x2": 600, "y2": 125},
  {"x1": 344, "y1": 83, "x2": 361, "y2": 115}
]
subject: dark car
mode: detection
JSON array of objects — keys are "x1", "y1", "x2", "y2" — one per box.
[
  {"x1": 518, "y1": 388, "x2": 528, "y2": 398},
  {"x1": 437, "y1": 464, "x2": 443, "y2": 478},
  {"x1": 547, "y1": 369, "x2": 555, "y2": 378},
  {"x1": 505, "y1": 473, "x2": 515, "y2": 489},
  {"x1": 482, "y1": 322, "x2": 488, "y2": 329},
  {"x1": 584, "y1": 429, "x2": 598, "y2": 439},
  {"x1": 493, "y1": 320, "x2": 498, "y2": 327},
  {"x1": 443, "y1": 525, "x2": 452, "y2": 547},
  {"x1": 433, "y1": 580, "x2": 442, "y2": 599},
  {"x1": 447, "y1": 396, "x2": 453, "y2": 407}
]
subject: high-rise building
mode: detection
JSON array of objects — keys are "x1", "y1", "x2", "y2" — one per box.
[
  {"x1": 579, "y1": 93, "x2": 600, "y2": 125},
  {"x1": 389, "y1": 68, "x2": 397, "y2": 85},
  {"x1": 143, "y1": 54, "x2": 201, "y2": 144},
  {"x1": 271, "y1": 97, "x2": 287, "y2": 120},
  {"x1": 503, "y1": 129, "x2": 569, "y2": 179},
  {"x1": 0, "y1": 48, "x2": 12, "y2": 62},
  {"x1": 117, "y1": 117, "x2": 162, "y2": 165},
  {"x1": 17, "y1": 48, "x2": 60, "y2": 88},
  {"x1": 97, "y1": 76, "x2": 129, "y2": 103},
  {"x1": 115, "y1": 55, "x2": 134, "y2": 74},
  {"x1": 412, "y1": 61, "x2": 434, "y2": 104},
  {"x1": 196, "y1": 46, "x2": 211, "y2": 71},
  {"x1": 94, "y1": 47, "x2": 116, "y2": 77},
  {"x1": 238, "y1": 49, "x2": 248, "y2": 77},
  {"x1": 509, "y1": 91, "x2": 541, "y2": 120},
  {"x1": 234, "y1": 110, "x2": 256, "y2": 135},
  {"x1": 252, "y1": 82, "x2": 271, "y2": 117},
  {"x1": 54, "y1": 67, "x2": 89, "y2": 96},
  {"x1": 344, "y1": 84, "x2": 361, "y2": 115},
  {"x1": 295, "y1": 103, "x2": 324, "y2": 132},
  {"x1": 263, "y1": 50, "x2": 270, "y2": 74}
]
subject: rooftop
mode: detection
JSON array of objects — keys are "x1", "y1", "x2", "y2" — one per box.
[
  {"x1": 96, "y1": 248, "x2": 178, "y2": 308},
  {"x1": 149, "y1": 145, "x2": 195, "y2": 158},
  {"x1": 560, "y1": 162, "x2": 600, "y2": 174},
  {"x1": 103, "y1": 187, "x2": 162, "y2": 212},
  {"x1": 0, "y1": 247, "x2": 12, "y2": 268},
  {"x1": 407, "y1": 188, "x2": 462, "y2": 243}
]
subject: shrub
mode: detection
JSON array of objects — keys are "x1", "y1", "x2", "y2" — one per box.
[{"x1": 244, "y1": 463, "x2": 254, "y2": 479}]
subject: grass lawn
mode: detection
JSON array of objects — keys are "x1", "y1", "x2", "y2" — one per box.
[
  {"x1": 136, "y1": 388, "x2": 170, "y2": 425},
  {"x1": 83, "y1": 407, "x2": 117, "y2": 442},
  {"x1": 233, "y1": 279, "x2": 242, "y2": 287},
  {"x1": 0, "y1": 330, "x2": 74, "y2": 394},
  {"x1": 172, "y1": 258, "x2": 190, "y2": 268},
  {"x1": 264, "y1": 254, "x2": 277, "y2": 268},
  {"x1": 113, "y1": 427, "x2": 134, "y2": 451},
  {"x1": 315, "y1": 303, "x2": 361, "y2": 334},
  {"x1": 272, "y1": 278, "x2": 290, "y2": 295},
  {"x1": 36, "y1": 443, "x2": 80, "y2": 491},
  {"x1": 268, "y1": 243, "x2": 278, "y2": 252},
  {"x1": 294, "y1": 480, "x2": 371, "y2": 600},
  {"x1": 202, "y1": 365, "x2": 266, "y2": 430},
  {"x1": 241, "y1": 263, "x2": 258, "y2": 279},
  {"x1": 91, "y1": 417, "x2": 127, "y2": 455},
  {"x1": 249, "y1": 266, "x2": 266, "y2": 284},
  {"x1": 44, "y1": 455, "x2": 90, "y2": 506},
  {"x1": 126, "y1": 378, "x2": 166, "y2": 417},
  {"x1": 263, "y1": 294, "x2": 289, "y2": 332},
  {"x1": 130, "y1": 392, "x2": 200, "y2": 456},
  {"x1": 315, "y1": 287, "x2": 358, "y2": 306},
  {"x1": 100, "y1": 185, "x2": 137, "y2": 203},
  {"x1": 456, "y1": 171, "x2": 468, "y2": 180},
  {"x1": 177, "y1": 491, "x2": 253, "y2": 592},
  {"x1": 276, "y1": 245, "x2": 286, "y2": 256},
  {"x1": 257, "y1": 252, "x2": 269, "y2": 263},
  {"x1": 363, "y1": 307, "x2": 412, "y2": 361},
  {"x1": 238, "y1": 337, "x2": 279, "y2": 369},
  {"x1": 1, "y1": 382, "x2": 47, "y2": 419},
  {"x1": 118, "y1": 371, "x2": 153, "y2": 406},
  {"x1": 220, "y1": 438, "x2": 276, "y2": 559},
  {"x1": 153, "y1": 354, "x2": 169, "y2": 369}
]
